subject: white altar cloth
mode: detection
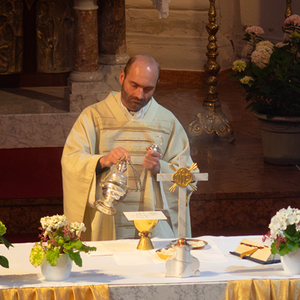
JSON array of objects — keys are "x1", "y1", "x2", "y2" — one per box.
[{"x1": 0, "y1": 235, "x2": 299, "y2": 299}]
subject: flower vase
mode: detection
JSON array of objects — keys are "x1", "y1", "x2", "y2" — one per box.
[
  {"x1": 281, "y1": 248, "x2": 300, "y2": 275},
  {"x1": 41, "y1": 254, "x2": 72, "y2": 281},
  {"x1": 254, "y1": 112, "x2": 300, "y2": 165}
]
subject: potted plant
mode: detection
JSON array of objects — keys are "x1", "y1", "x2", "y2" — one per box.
[
  {"x1": 228, "y1": 15, "x2": 300, "y2": 165},
  {"x1": 29, "y1": 214, "x2": 96, "y2": 280},
  {"x1": 263, "y1": 206, "x2": 300, "y2": 275},
  {"x1": 0, "y1": 221, "x2": 12, "y2": 268}
]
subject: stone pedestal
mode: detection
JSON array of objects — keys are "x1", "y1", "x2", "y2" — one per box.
[{"x1": 68, "y1": 64, "x2": 123, "y2": 112}]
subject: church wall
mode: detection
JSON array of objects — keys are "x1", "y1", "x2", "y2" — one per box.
[
  {"x1": 125, "y1": 0, "x2": 300, "y2": 71},
  {"x1": 2, "y1": 1, "x2": 300, "y2": 75},
  {"x1": 125, "y1": 0, "x2": 237, "y2": 71}
]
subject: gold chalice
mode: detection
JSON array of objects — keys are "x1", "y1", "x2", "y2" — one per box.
[{"x1": 134, "y1": 219, "x2": 158, "y2": 250}]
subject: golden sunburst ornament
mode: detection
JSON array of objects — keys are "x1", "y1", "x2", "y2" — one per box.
[{"x1": 169, "y1": 163, "x2": 198, "y2": 192}]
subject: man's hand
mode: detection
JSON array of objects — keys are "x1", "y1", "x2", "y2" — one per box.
[
  {"x1": 99, "y1": 147, "x2": 130, "y2": 169},
  {"x1": 143, "y1": 147, "x2": 161, "y2": 175}
]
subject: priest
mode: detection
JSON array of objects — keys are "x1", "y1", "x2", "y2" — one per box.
[{"x1": 61, "y1": 55, "x2": 195, "y2": 241}]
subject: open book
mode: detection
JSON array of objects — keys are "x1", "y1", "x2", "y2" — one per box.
[{"x1": 230, "y1": 238, "x2": 281, "y2": 264}]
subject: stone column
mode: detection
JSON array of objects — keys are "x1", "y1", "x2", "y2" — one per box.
[
  {"x1": 98, "y1": 0, "x2": 129, "y2": 65},
  {"x1": 96, "y1": 0, "x2": 129, "y2": 102},
  {"x1": 68, "y1": 0, "x2": 103, "y2": 112}
]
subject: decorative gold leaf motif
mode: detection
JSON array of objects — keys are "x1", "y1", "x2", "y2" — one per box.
[
  {"x1": 189, "y1": 163, "x2": 198, "y2": 172},
  {"x1": 168, "y1": 164, "x2": 177, "y2": 172},
  {"x1": 189, "y1": 183, "x2": 197, "y2": 191},
  {"x1": 169, "y1": 183, "x2": 177, "y2": 193}
]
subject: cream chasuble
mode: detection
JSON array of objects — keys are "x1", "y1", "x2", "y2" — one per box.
[{"x1": 62, "y1": 92, "x2": 195, "y2": 241}]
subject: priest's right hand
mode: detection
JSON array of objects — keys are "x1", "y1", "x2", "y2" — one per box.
[{"x1": 99, "y1": 147, "x2": 130, "y2": 168}]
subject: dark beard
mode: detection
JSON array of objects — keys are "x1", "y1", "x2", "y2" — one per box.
[{"x1": 121, "y1": 84, "x2": 146, "y2": 111}]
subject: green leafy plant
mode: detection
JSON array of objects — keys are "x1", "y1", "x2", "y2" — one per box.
[
  {"x1": 0, "y1": 221, "x2": 13, "y2": 268},
  {"x1": 29, "y1": 215, "x2": 96, "y2": 268},
  {"x1": 228, "y1": 15, "x2": 300, "y2": 118},
  {"x1": 263, "y1": 206, "x2": 300, "y2": 256}
]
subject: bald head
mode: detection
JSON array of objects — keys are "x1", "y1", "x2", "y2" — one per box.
[
  {"x1": 119, "y1": 55, "x2": 160, "y2": 112},
  {"x1": 123, "y1": 55, "x2": 160, "y2": 83}
]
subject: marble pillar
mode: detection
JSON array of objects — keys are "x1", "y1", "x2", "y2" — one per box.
[
  {"x1": 73, "y1": 5, "x2": 98, "y2": 72},
  {"x1": 98, "y1": 0, "x2": 129, "y2": 65},
  {"x1": 95, "y1": 0, "x2": 130, "y2": 103},
  {"x1": 68, "y1": 0, "x2": 103, "y2": 112},
  {"x1": 71, "y1": 0, "x2": 99, "y2": 75}
]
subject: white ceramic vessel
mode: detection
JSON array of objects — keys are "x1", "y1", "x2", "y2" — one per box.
[
  {"x1": 281, "y1": 248, "x2": 300, "y2": 275},
  {"x1": 41, "y1": 254, "x2": 72, "y2": 281}
]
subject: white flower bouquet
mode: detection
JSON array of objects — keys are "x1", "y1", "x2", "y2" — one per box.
[
  {"x1": 263, "y1": 206, "x2": 300, "y2": 256},
  {"x1": 29, "y1": 214, "x2": 96, "y2": 267},
  {"x1": 228, "y1": 15, "x2": 300, "y2": 118}
]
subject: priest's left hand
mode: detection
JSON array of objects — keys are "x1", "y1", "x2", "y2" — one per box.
[{"x1": 143, "y1": 147, "x2": 161, "y2": 175}]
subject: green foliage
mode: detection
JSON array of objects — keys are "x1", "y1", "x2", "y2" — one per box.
[
  {"x1": 68, "y1": 249, "x2": 83, "y2": 267},
  {"x1": 0, "y1": 235, "x2": 12, "y2": 249},
  {"x1": 46, "y1": 247, "x2": 60, "y2": 266},
  {"x1": 0, "y1": 221, "x2": 6, "y2": 236},
  {"x1": 29, "y1": 244, "x2": 45, "y2": 267},
  {"x1": 0, "y1": 221, "x2": 13, "y2": 268},
  {"x1": 270, "y1": 224, "x2": 300, "y2": 256},
  {"x1": 0, "y1": 256, "x2": 9, "y2": 268}
]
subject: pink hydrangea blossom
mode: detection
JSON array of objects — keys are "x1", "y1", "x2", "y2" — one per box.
[
  {"x1": 284, "y1": 14, "x2": 300, "y2": 41},
  {"x1": 284, "y1": 14, "x2": 300, "y2": 26},
  {"x1": 245, "y1": 26, "x2": 264, "y2": 36},
  {"x1": 251, "y1": 46, "x2": 273, "y2": 69}
]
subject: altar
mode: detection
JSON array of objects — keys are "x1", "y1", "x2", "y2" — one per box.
[{"x1": 1, "y1": 235, "x2": 299, "y2": 300}]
